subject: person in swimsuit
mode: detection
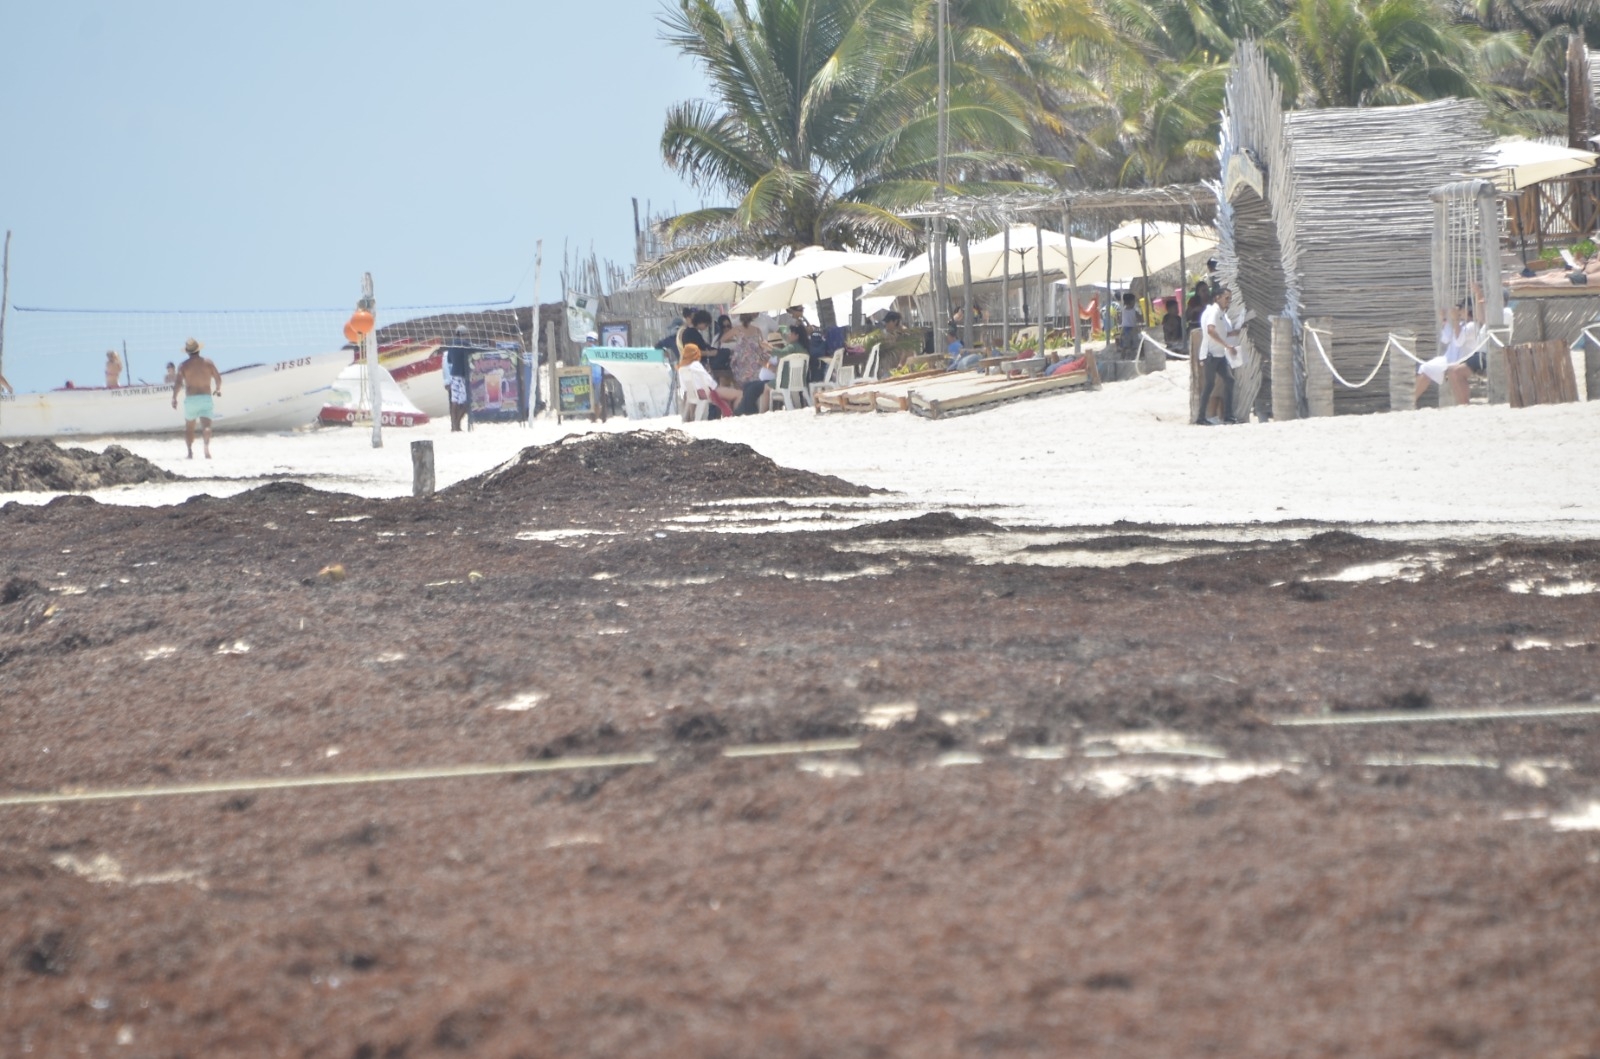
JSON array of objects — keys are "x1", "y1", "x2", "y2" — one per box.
[{"x1": 171, "y1": 337, "x2": 222, "y2": 458}]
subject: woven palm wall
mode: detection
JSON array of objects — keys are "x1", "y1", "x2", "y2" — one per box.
[{"x1": 1217, "y1": 43, "x2": 1496, "y2": 414}]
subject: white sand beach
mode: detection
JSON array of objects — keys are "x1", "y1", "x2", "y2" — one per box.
[{"x1": 8, "y1": 371, "x2": 1599, "y2": 538}]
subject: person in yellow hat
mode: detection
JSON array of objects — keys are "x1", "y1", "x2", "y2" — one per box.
[{"x1": 171, "y1": 338, "x2": 222, "y2": 458}]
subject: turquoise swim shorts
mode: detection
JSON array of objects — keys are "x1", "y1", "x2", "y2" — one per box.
[{"x1": 183, "y1": 394, "x2": 214, "y2": 421}]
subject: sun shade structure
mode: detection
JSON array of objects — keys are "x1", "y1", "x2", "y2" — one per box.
[
  {"x1": 867, "y1": 226, "x2": 1100, "y2": 297},
  {"x1": 1072, "y1": 221, "x2": 1218, "y2": 283},
  {"x1": 1469, "y1": 139, "x2": 1599, "y2": 191},
  {"x1": 658, "y1": 257, "x2": 783, "y2": 305},
  {"x1": 730, "y1": 246, "x2": 902, "y2": 313},
  {"x1": 1216, "y1": 41, "x2": 1496, "y2": 416}
]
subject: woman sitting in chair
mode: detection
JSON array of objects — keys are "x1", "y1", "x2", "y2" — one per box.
[{"x1": 677, "y1": 343, "x2": 744, "y2": 419}]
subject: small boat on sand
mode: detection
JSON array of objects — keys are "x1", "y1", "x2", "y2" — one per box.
[
  {"x1": 378, "y1": 339, "x2": 450, "y2": 419},
  {"x1": 318, "y1": 361, "x2": 430, "y2": 427},
  {"x1": 0, "y1": 350, "x2": 348, "y2": 440}
]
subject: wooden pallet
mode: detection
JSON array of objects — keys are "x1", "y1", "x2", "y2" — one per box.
[
  {"x1": 1505, "y1": 340, "x2": 1579, "y2": 408},
  {"x1": 908, "y1": 370, "x2": 1092, "y2": 419},
  {"x1": 810, "y1": 369, "x2": 950, "y2": 413}
]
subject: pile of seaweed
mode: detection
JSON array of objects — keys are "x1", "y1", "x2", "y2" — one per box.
[
  {"x1": 0, "y1": 440, "x2": 180, "y2": 493},
  {"x1": 448, "y1": 429, "x2": 876, "y2": 505}
]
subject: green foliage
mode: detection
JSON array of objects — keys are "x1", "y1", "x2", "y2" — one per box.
[
  {"x1": 651, "y1": 0, "x2": 1595, "y2": 276},
  {"x1": 646, "y1": 0, "x2": 1063, "y2": 285}
]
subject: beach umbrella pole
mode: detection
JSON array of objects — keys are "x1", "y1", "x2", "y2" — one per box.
[
  {"x1": 1064, "y1": 206, "x2": 1083, "y2": 361},
  {"x1": 1001, "y1": 227, "x2": 1011, "y2": 353},
  {"x1": 1036, "y1": 223, "x2": 1047, "y2": 355},
  {"x1": 958, "y1": 227, "x2": 973, "y2": 351},
  {"x1": 1104, "y1": 230, "x2": 1113, "y2": 351}
]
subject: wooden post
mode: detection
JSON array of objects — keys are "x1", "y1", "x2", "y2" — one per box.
[
  {"x1": 1189, "y1": 328, "x2": 1204, "y2": 423},
  {"x1": 1304, "y1": 316, "x2": 1335, "y2": 417},
  {"x1": 1233, "y1": 326, "x2": 1263, "y2": 424},
  {"x1": 411, "y1": 440, "x2": 435, "y2": 498},
  {"x1": 1271, "y1": 315, "x2": 1297, "y2": 421},
  {"x1": 1487, "y1": 327, "x2": 1510, "y2": 405},
  {"x1": 1389, "y1": 329, "x2": 1417, "y2": 411}
]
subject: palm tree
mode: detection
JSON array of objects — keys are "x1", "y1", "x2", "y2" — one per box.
[
  {"x1": 1285, "y1": 0, "x2": 1488, "y2": 106},
  {"x1": 646, "y1": 0, "x2": 1054, "y2": 304}
]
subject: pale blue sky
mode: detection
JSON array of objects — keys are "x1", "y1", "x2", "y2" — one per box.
[{"x1": 0, "y1": 1, "x2": 708, "y2": 389}]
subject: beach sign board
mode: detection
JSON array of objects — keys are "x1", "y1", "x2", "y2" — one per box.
[
  {"x1": 555, "y1": 364, "x2": 596, "y2": 422},
  {"x1": 468, "y1": 349, "x2": 522, "y2": 423}
]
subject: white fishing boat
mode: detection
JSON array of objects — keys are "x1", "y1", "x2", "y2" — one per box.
[{"x1": 0, "y1": 349, "x2": 349, "y2": 440}]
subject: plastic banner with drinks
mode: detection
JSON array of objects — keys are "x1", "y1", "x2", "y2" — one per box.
[{"x1": 468, "y1": 348, "x2": 522, "y2": 422}]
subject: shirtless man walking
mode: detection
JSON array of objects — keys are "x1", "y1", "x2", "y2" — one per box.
[{"x1": 171, "y1": 337, "x2": 222, "y2": 458}]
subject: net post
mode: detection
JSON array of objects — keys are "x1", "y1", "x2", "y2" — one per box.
[
  {"x1": 526, "y1": 239, "x2": 542, "y2": 426},
  {"x1": 0, "y1": 230, "x2": 10, "y2": 436},
  {"x1": 360, "y1": 273, "x2": 381, "y2": 448}
]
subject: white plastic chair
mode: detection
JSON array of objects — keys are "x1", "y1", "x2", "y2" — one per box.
[
  {"x1": 680, "y1": 388, "x2": 709, "y2": 421},
  {"x1": 770, "y1": 353, "x2": 811, "y2": 411},
  {"x1": 860, "y1": 342, "x2": 881, "y2": 382},
  {"x1": 808, "y1": 349, "x2": 845, "y2": 402}
]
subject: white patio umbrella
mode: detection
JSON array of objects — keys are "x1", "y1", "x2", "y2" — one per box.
[
  {"x1": 731, "y1": 246, "x2": 903, "y2": 314},
  {"x1": 867, "y1": 254, "x2": 942, "y2": 298},
  {"x1": 866, "y1": 226, "x2": 1100, "y2": 297},
  {"x1": 1071, "y1": 221, "x2": 1218, "y2": 282},
  {"x1": 658, "y1": 257, "x2": 782, "y2": 305},
  {"x1": 1471, "y1": 138, "x2": 1599, "y2": 191},
  {"x1": 964, "y1": 225, "x2": 1102, "y2": 281}
]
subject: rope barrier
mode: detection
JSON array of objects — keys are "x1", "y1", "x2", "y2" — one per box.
[
  {"x1": 1304, "y1": 325, "x2": 1390, "y2": 390},
  {"x1": 1305, "y1": 326, "x2": 1504, "y2": 388},
  {"x1": 1137, "y1": 329, "x2": 1187, "y2": 361}
]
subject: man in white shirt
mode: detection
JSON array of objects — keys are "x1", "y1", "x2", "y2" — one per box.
[{"x1": 1196, "y1": 287, "x2": 1241, "y2": 425}]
